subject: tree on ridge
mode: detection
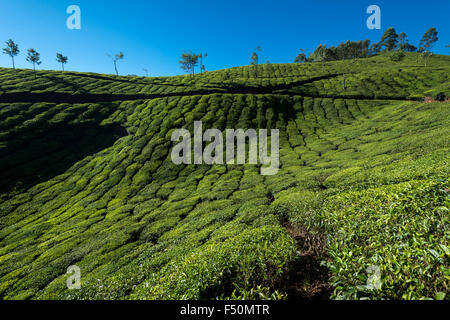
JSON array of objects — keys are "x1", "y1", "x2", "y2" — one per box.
[
  {"x1": 56, "y1": 53, "x2": 68, "y2": 71},
  {"x1": 107, "y1": 52, "x2": 124, "y2": 76},
  {"x1": 26, "y1": 48, "x2": 41, "y2": 78},
  {"x1": 2, "y1": 39, "x2": 20, "y2": 69},
  {"x1": 380, "y1": 27, "x2": 399, "y2": 51},
  {"x1": 179, "y1": 52, "x2": 199, "y2": 80}
]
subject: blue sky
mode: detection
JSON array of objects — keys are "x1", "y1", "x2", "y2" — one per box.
[{"x1": 0, "y1": 0, "x2": 448, "y2": 76}]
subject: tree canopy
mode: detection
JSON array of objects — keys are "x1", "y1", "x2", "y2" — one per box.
[
  {"x1": 26, "y1": 48, "x2": 41, "y2": 71},
  {"x1": 306, "y1": 40, "x2": 370, "y2": 63},
  {"x1": 419, "y1": 27, "x2": 439, "y2": 52},
  {"x1": 179, "y1": 52, "x2": 199, "y2": 78},
  {"x1": 56, "y1": 53, "x2": 68, "y2": 71},
  {"x1": 380, "y1": 27, "x2": 399, "y2": 51},
  {"x1": 398, "y1": 33, "x2": 417, "y2": 52},
  {"x1": 2, "y1": 39, "x2": 20, "y2": 69},
  {"x1": 294, "y1": 26, "x2": 439, "y2": 63}
]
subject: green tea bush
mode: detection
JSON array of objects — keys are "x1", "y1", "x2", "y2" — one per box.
[
  {"x1": 390, "y1": 51, "x2": 406, "y2": 62},
  {"x1": 323, "y1": 180, "x2": 449, "y2": 300},
  {"x1": 130, "y1": 226, "x2": 296, "y2": 299},
  {"x1": 0, "y1": 53, "x2": 449, "y2": 300}
]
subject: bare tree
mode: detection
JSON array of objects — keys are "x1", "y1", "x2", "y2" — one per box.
[
  {"x1": 420, "y1": 50, "x2": 433, "y2": 67},
  {"x1": 107, "y1": 52, "x2": 124, "y2": 76},
  {"x1": 199, "y1": 53, "x2": 208, "y2": 74}
]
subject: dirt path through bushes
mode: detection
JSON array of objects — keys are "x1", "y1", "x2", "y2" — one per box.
[{"x1": 283, "y1": 223, "x2": 332, "y2": 299}]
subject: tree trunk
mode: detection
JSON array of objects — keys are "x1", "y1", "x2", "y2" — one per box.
[
  {"x1": 12, "y1": 57, "x2": 15, "y2": 69},
  {"x1": 33, "y1": 63, "x2": 36, "y2": 78},
  {"x1": 114, "y1": 61, "x2": 118, "y2": 76},
  {"x1": 62, "y1": 63, "x2": 65, "y2": 71}
]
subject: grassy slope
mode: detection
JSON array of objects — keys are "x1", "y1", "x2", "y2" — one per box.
[{"x1": 0, "y1": 52, "x2": 449, "y2": 300}]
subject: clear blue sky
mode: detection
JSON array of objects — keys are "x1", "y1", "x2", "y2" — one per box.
[{"x1": 0, "y1": 0, "x2": 448, "y2": 76}]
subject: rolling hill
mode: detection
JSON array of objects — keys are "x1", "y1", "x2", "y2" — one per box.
[{"x1": 0, "y1": 52, "x2": 449, "y2": 300}]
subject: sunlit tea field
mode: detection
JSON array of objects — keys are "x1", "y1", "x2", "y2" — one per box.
[{"x1": 0, "y1": 52, "x2": 449, "y2": 300}]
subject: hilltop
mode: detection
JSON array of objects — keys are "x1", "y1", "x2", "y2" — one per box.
[{"x1": 0, "y1": 52, "x2": 449, "y2": 300}]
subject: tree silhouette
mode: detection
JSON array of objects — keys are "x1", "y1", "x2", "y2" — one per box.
[
  {"x1": 56, "y1": 53, "x2": 68, "y2": 71},
  {"x1": 419, "y1": 28, "x2": 439, "y2": 52},
  {"x1": 179, "y1": 52, "x2": 199, "y2": 79},
  {"x1": 294, "y1": 48, "x2": 308, "y2": 63},
  {"x1": 2, "y1": 39, "x2": 20, "y2": 69},
  {"x1": 309, "y1": 45, "x2": 329, "y2": 72},
  {"x1": 369, "y1": 42, "x2": 382, "y2": 55},
  {"x1": 251, "y1": 46, "x2": 262, "y2": 77},
  {"x1": 26, "y1": 48, "x2": 41, "y2": 77},
  {"x1": 199, "y1": 53, "x2": 208, "y2": 74},
  {"x1": 380, "y1": 27, "x2": 399, "y2": 51},
  {"x1": 398, "y1": 32, "x2": 417, "y2": 52},
  {"x1": 107, "y1": 52, "x2": 124, "y2": 76},
  {"x1": 250, "y1": 52, "x2": 258, "y2": 65}
]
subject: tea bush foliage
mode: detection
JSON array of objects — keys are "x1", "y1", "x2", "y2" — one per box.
[{"x1": 0, "y1": 52, "x2": 448, "y2": 300}]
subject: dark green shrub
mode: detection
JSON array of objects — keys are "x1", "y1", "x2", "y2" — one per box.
[
  {"x1": 433, "y1": 91, "x2": 446, "y2": 101},
  {"x1": 390, "y1": 51, "x2": 405, "y2": 62}
]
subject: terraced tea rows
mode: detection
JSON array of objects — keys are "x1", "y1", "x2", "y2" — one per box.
[{"x1": 0, "y1": 52, "x2": 449, "y2": 300}]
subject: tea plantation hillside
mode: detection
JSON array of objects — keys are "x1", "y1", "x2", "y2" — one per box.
[{"x1": 0, "y1": 52, "x2": 449, "y2": 300}]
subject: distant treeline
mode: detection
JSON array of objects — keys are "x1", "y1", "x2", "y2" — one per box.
[{"x1": 295, "y1": 27, "x2": 439, "y2": 63}]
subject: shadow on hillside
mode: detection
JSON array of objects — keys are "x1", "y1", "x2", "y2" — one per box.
[
  {"x1": 43, "y1": 75, "x2": 89, "y2": 94},
  {"x1": 60, "y1": 72, "x2": 190, "y2": 88},
  {"x1": 0, "y1": 122, "x2": 128, "y2": 195}
]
